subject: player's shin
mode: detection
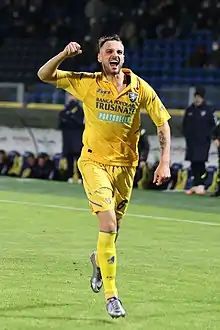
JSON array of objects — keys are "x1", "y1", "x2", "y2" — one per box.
[
  {"x1": 97, "y1": 230, "x2": 118, "y2": 301},
  {"x1": 96, "y1": 219, "x2": 120, "y2": 267}
]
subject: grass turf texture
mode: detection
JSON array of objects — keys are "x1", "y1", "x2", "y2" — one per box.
[{"x1": 0, "y1": 177, "x2": 220, "y2": 330}]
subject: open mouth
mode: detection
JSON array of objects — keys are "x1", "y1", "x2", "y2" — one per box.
[{"x1": 110, "y1": 60, "x2": 119, "y2": 69}]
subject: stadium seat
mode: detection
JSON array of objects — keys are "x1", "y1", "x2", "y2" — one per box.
[{"x1": 1, "y1": 32, "x2": 220, "y2": 107}]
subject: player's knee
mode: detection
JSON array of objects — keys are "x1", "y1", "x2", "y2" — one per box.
[
  {"x1": 106, "y1": 222, "x2": 117, "y2": 233},
  {"x1": 100, "y1": 220, "x2": 117, "y2": 233},
  {"x1": 97, "y1": 210, "x2": 117, "y2": 233}
]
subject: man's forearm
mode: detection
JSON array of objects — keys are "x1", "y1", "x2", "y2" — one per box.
[
  {"x1": 157, "y1": 121, "x2": 171, "y2": 164},
  {"x1": 37, "y1": 51, "x2": 66, "y2": 82}
]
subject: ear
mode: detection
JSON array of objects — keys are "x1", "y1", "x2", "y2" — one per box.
[{"x1": 97, "y1": 52, "x2": 102, "y2": 63}]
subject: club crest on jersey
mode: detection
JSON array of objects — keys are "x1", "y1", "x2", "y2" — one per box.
[{"x1": 128, "y1": 92, "x2": 138, "y2": 102}]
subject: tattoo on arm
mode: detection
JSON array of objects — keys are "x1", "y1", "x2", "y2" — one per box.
[{"x1": 158, "y1": 130, "x2": 166, "y2": 155}]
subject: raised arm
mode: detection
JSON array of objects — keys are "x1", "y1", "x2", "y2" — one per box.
[{"x1": 37, "y1": 42, "x2": 82, "y2": 84}]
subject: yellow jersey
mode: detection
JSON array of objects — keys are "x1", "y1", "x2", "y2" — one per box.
[{"x1": 56, "y1": 68, "x2": 171, "y2": 166}]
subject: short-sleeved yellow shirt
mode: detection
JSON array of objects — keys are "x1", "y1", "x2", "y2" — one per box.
[{"x1": 56, "y1": 68, "x2": 171, "y2": 166}]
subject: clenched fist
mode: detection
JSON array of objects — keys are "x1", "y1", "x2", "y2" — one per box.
[{"x1": 62, "y1": 42, "x2": 82, "y2": 58}]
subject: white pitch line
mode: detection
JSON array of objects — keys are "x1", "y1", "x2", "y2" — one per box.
[{"x1": 0, "y1": 199, "x2": 219, "y2": 227}]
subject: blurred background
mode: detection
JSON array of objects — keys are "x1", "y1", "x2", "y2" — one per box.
[{"x1": 0, "y1": 0, "x2": 220, "y2": 194}]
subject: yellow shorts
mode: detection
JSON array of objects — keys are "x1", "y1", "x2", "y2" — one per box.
[{"x1": 78, "y1": 157, "x2": 136, "y2": 219}]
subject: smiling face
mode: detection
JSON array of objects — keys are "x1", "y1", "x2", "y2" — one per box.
[{"x1": 98, "y1": 40, "x2": 125, "y2": 76}]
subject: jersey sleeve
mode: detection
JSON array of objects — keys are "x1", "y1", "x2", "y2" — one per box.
[
  {"x1": 140, "y1": 79, "x2": 171, "y2": 126},
  {"x1": 56, "y1": 70, "x2": 95, "y2": 101}
]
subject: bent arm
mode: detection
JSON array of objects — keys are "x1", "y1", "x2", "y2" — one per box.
[
  {"x1": 157, "y1": 121, "x2": 171, "y2": 165},
  {"x1": 37, "y1": 51, "x2": 66, "y2": 84}
]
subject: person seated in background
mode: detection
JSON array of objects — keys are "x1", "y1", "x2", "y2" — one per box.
[
  {"x1": 52, "y1": 153, "x2": 69, "y2": 181},
  {"x1": 156, "y1": 17, "x2": 180, "y2": 40},
  {"x1": 20, "y1": 152, "x2": 37, "y2": 178},
  {"x1": 187, "y1": 45, "x2": 207, "y2": 68},
  {"x1": 133, "y1": 128, "x2": 150, "y2": 188},
  {"x1": 6, "y1": 151, "x2": 22, "y2": 177},
  {"x1": 0, "y1": 149, "x2": 7, "y2": 175},
  {"x1": 144, "y1": 160, "x2": 171, "y2": 190},
  {"x1": 58, "y1": 93, "x2": 84, "y2": 183},
  {"x1": 34, "y1": 152, "x2": 54, "y2": 180},
  {"x1": 211, "y1": 119, "x2": 220, "y2": 197}
]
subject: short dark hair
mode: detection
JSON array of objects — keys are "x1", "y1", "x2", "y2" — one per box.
[
  {"x1": 194, "y1": 86, "x2": 206, "y2": 98},
  {"x1": 98, "y1": 34, "x2": 123, "y2": 51}
]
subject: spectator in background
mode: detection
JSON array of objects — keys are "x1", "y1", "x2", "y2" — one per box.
[
  {"x1": 156, "y1": 17, "x2": 180, "y2": 40},
  {"x1": 58, "y1": 93, "x2": 84, "y2": 183},
  {"x1": 84, "y1": 0, "x2": 107, "y2": 42},
  {"x1": 20, "y1": 152, "x2": 37, "y2": 178},
  {"x1": 187, "y1": 45, "x2": 207, "y2": 68},
  {"x1": 119, "y1": 21, "x2": 138, "y2": 50},
  {"x1": 196, "y1": 0, "x2": 211, "y2": 30},
  {"x1": 211, "y1": 119, "x2": 220, "y2": 197},
  {"x1": 84, "y1": 0, "x2": 107, "y2": 22},
  {"x1": 0, "y1": 149, "x2": 7, "y2": 175},
  {"x1": 6, "y1": 150, "x2": 22, "y2": 177},
  {"x1": 178, "y1": 5, "x2": 194, "y2": 37},
  {"x1": 182, "y1": 86, "x2": 216, "y2": 195},
  {"x1": 35, "y1": 152, "x2": 53, "y2": 180},
  {"x1": 207, "y1": 40, "x2": 220, "y2": 68},
  {"x1": 196, "y1": 0, "x2": 220, "y2": 32},
  {"x1": 133, "y1": 128, "x2": 150, "y2": 188}
]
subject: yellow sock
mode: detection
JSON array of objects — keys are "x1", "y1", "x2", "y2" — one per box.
[
  {"x1": 97, "y1": 231, "x2": 117, "y2": 301},
  {"x1": 96, "y1": 229, "x2": 119, "y2": 267},
  {"x1": 95, "y1": 252, "x2": 100, "y2": 268}
]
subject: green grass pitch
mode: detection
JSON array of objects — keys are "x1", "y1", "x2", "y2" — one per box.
[{"x1": 0, "y1": 177, "x2": 220, "y2": 330}]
